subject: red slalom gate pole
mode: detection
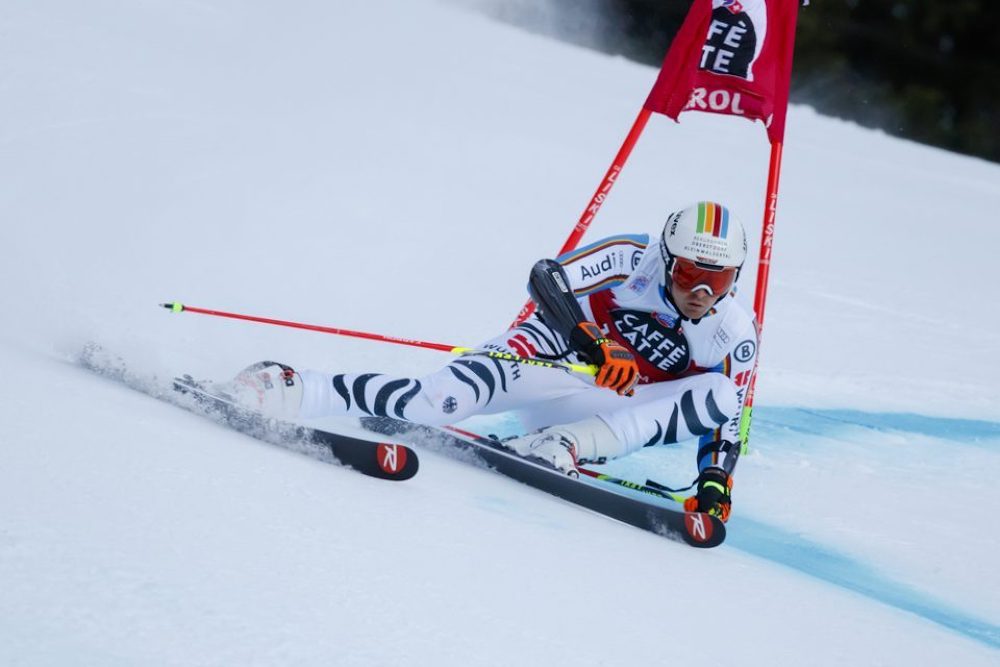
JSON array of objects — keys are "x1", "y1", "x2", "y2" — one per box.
[
  {"x1": 509, "y1": 107, "x2": 652, "y2": 327},
  {"x1": 558, "y1": 108, "x2": 654, "y2": 257},
  {"x1": 738, "y1": 141, "x2": 785, "y2": 451}
]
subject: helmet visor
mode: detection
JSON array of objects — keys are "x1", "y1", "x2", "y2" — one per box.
[{"x1": 670, "y1": 257, "x2": 737, "y2": 296}]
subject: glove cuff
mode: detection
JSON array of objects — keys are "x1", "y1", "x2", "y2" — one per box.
[
  {"x1": 569, "y1": 322, "x2": 606, "y2": 356},
  {"x1": 698, "y1": 466, "x2": 731, "y2": 495},
  {"x1": 702, "y1": 480, "x2": 727, "y2": 496}
]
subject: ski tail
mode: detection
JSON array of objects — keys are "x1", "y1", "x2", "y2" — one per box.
[{"x1": 173, "y1": 376, "x2": 419, "y2": 481}]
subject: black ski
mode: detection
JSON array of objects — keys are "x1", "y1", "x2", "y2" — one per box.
[
  {"x1": 171, "y1": 376, "x2": 419, "y2": 481},
  {"x1": 360, "y1": 416, "x2": 725, "y2": 548},
  {"x1": 77, "y1": 345, "x2": 418, "y2": 481}
]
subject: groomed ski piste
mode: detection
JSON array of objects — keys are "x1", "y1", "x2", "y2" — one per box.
[{"x1": 2, "y1": 1, "x2": 999, "y2": 664}]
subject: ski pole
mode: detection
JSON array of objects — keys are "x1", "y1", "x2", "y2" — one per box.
[
  {"x1": 576, "y1": 467, "x2": 688, "y2": 504},
  {"x1": 160, "y1": 302, "x2": 598, "y2": 377}
]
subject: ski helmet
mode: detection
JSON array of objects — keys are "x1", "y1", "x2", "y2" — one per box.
[{"x1": 659, "y1": 202, "x2": 747, "y2": 297}]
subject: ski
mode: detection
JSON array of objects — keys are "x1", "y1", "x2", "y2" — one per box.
[
  {"x1": 359, "y1": 416, "x2": 725, "y2": 548},
  {"x1": 172, "y1": 376, "x2": 419, "y2": 481},
  {"x1": 77, "y1": 345, "x2": 418, "y2": 481}
]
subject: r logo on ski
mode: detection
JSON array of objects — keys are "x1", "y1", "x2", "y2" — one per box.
[
  {"x1": 684, "y1": 512, "x2": 714, "y2": 543},
  {"x1": 377, "y1": 443, "x2": 407, "y2": 475}
]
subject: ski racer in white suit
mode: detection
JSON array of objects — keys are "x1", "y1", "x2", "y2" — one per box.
[{"x1": 234, "y1": 202, "x2": 757, "y2": 522}]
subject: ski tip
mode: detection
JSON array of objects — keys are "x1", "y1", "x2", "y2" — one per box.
[
  {"x1": 160, "y1": 302, "x2": 185, "y2": 312},
  {"x1": 679, "y1": 512, "x2": 727, "y2": 548},
  {"x1": 373, "y1": 442, "x2": 419, "y2": 480}
]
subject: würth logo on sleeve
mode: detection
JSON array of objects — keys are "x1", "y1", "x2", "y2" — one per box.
[
  {"x1": 377, "y1": 443, "x2": 407, "y2": 475},
  {"x1": 507, "y1": 334, "x2": 538, "y2": 359}
]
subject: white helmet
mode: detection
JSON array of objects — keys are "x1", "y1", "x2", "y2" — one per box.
[{"x1": 659, "y1": 201, "x2": 747, "y2": 269}]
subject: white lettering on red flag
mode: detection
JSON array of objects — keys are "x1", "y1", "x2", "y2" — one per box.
[{"x1": 643, "y1": 0, "x2": 799, "y2": 144}]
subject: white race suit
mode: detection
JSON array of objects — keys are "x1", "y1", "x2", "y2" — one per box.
[{"x1": 298, "y1": 234, "x2": 758, "y2": 474}]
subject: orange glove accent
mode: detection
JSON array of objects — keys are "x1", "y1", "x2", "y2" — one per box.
[
  {"x1": 684, "y1": 468, "x2": 733, "y2": 522},
  {"x1": 570, "y1": 322, "x2": 639, "y2": 396},
  {"x1": 683, "y1": 495, "x2": 731, "y2": 522}
]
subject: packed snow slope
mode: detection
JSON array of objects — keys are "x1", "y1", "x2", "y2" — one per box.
[{"x1": 2, "y1": 1, "x2": 999, "y2": 665}]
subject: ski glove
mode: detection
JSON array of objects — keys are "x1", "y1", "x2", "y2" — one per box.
[
  {"x1": 569, "y1": 322, "x2": 639, "y2": 396},
  {"x1": 684, "y1": 466, "x2": 733, "y2": 523}
]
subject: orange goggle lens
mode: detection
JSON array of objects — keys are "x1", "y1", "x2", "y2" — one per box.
[{"x1": 670, "y1": 258, "x2": 737, "y2": 296}]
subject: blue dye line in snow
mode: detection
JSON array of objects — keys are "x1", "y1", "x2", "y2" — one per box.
[
  {"x1": 734, "y1": 407, "x2": 999, "y2": 647},
  {"x1": 756, "y1": 407, "x2": 1000, "y2": 446},
  {"x1": 464, "y1": 406, "x2": 1000, "y2": 648},
  {"x1": 727, "y1": 517, "x2": 1000, "y2": 650}
]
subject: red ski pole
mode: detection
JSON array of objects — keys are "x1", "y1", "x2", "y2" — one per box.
[
  {"x1": 162, "y1": 301, "x2": 456, "y2": 352},
  {"x1": 160, "y1": 302, "x2": 597, "y2": 376}
]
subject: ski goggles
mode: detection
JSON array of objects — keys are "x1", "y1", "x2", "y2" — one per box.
[{"x1": 669, "y1": 257, "x2": 737, "y2": 296}]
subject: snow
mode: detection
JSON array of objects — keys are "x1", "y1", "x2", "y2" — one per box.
[{"x1": 1, "y1": 0, "x2": 999, "y2": 664}]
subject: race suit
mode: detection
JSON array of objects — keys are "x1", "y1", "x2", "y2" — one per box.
[{"x1": 298, "y1": 234, "x2": 758, "y2": 476}]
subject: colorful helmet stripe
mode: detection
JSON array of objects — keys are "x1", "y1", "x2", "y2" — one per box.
[{"x1": 696, "y1": 202, "x2": 730, "y2": 239}]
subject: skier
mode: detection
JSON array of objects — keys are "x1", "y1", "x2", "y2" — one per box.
[{"x1": 229, "y1": 202, "x2": 757, "y2": 522}]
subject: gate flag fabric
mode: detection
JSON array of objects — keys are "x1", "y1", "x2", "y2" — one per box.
[{"x1": 643, "y1": 0, "x2": 799, "y2": 144}]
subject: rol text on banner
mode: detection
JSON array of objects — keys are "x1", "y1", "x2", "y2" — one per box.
[{"x1": 644, "y1": 0, "x2": 799, "y2": 144}]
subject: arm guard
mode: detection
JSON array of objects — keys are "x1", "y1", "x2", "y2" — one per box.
[{"x1": 527, "y1": 259, "x2": 588, "y2": 341}]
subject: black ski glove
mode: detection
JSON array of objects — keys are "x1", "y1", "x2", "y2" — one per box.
[{"x1": 683, "y1": 466, "x2": 732, "y2": 522}]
